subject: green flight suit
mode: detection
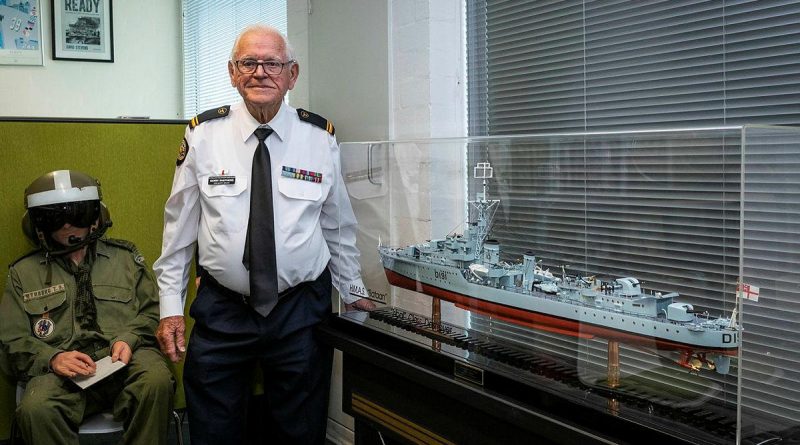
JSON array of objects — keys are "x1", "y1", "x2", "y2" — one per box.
[{"x1": 0, "y1": 238, "x2": 175, "y2": 445}]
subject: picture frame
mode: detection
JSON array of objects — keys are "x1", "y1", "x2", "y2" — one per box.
[
  {"x1": 0, "y1": 0, "x2": 44, "y2": 65},
  {"x1": 51, "y1": 0, "x2": 113, "y2": 62}
]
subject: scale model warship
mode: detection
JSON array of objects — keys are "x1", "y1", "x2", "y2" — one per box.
[{"x1": 378, "y1": 162, "x2": 740, "y2": 374}]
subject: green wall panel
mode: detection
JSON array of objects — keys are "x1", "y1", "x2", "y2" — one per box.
[{"x1": 0, "y1": 120, "x2": 196, "y2": 439}]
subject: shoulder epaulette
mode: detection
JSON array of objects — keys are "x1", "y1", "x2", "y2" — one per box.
[
  {"x1": 9, "y1": 249, "x2": 42, "y2": 268},
  {"x1": 189, "y1": 105, "x2": 231, "y2": 130},
  {"x1": 103, "y1": 238, "x2": 146, "y2": 266},
  {"x1": 297, "y1": 108, "x2": 335, "y2": 136}
]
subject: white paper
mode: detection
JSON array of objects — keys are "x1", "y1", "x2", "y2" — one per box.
[{"x1": 71, "y1": 356, "x2": 126, "y2": 389}]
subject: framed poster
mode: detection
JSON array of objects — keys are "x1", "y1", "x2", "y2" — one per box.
[
  {"x1": 52, "y1": 0, "x2": 113, "y2": 62},
  {"x1": 0, "y1": 0, "x2": 44, "y2": 65}
]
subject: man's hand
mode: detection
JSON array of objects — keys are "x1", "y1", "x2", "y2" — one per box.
[
  {"x1": 111, "y1": 341, "x2": 133, "y2": 364},
  {"x1": 50, "y1": 351, "x2": 96, "y2": 378},
  {"x1": 344, "y1": 298, "x2": 377, "y2": 312},
  {"x1": 156, "y1": 315, "x2": 186, "y2": 363}
]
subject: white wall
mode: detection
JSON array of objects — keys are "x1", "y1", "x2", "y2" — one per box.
[
  {"x1": 298, "y1": 0, "x2": 466, "y2": 142},
  {"x1": 287, "y1": 0, "x2": 310, "y2": 111},
  {"x1": 0, "y1": 0, "x2": 182, "y2": 119},
  {"x1": 304, "y1": 0, "x2": 391, "y2": 143},
  {"x1": 391, "y1": 1, "x2": 466, "y2": 139}
]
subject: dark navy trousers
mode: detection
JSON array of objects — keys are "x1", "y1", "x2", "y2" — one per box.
[{"x1": 184, "y1": 268, "x2": 333, "y2": 445}]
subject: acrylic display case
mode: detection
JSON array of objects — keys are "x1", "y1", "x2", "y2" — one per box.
[{"x1": 335, "y1": 126, "x2": 800, "y2": 445}]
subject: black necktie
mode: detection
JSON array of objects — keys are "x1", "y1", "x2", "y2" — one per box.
[{"x1": 243, "y1": 127, "x2": 278, "y2": 317}]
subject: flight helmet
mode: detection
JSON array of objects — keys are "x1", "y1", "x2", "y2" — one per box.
[{"x1": 22, "y1": 170, "x2": 112, "y2": 253}]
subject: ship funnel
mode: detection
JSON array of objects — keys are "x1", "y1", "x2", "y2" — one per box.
[
  {"x1": 522, "y1": 251, "x2": 536, "y2": 289},
  {"x1": 483, "y1": 240, "x2": 500, "y2": 265}
]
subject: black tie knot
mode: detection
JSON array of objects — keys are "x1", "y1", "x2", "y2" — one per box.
[{"x1": 254, "y1": 127, "x2": 273, "y2": 143}]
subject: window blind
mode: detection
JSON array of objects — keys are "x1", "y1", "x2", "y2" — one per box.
[
  {"x1": 469, "y1": 0, "x2": 800, "y2": 135},
  {"x1": 466, "y1": 0, "x2": 800, "y2": 432},
  {"x1": 182, "y1": 0, "x2": 287, "y2": 119}
]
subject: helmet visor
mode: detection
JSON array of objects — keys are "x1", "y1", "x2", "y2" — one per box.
[{"x1": 29, "y1": 200, "x2": 100, "y2": 233}]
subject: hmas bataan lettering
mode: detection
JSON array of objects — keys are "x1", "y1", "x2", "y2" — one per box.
[
  {"x1": 367, "y1": 289, "x2": 388, "y2": 304},
  {"x1": 349, "y1": 284, "x2": 387, "y2": 304}
]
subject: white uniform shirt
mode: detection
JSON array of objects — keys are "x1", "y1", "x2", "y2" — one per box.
[{"x1": 154, "y1": 101, "x2": 365, "y2": 318}]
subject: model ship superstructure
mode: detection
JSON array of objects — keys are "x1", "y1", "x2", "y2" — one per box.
[{"x1": 379, "y1": 162, "x2": 740, "y2": 374}]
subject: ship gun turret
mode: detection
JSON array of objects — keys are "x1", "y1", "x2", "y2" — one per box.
[{"x1": 667, "y1": 303, "x2": 695, "y2": 322}]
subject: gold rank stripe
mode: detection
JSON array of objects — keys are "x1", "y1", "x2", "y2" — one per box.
[
  {"x1": 190, "y1": 116, "x2": 199, "y2": 128},
  {"x1": 351, "y1": 393, "x2": 454, "y2": 445},
  {"x1": 23, "y1": 283, "x2": 66, "y2": 302},
  {"x1": 326, "y1": 121, "x2": 334, "y2": 134}
]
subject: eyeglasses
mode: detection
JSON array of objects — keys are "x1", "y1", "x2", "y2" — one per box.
[
  {"x1": 30, "y1": 201, "x2": 100, "y2": 233},
  {"x1": 234, "y1": 59, "x2": 294, "y2": 75}
]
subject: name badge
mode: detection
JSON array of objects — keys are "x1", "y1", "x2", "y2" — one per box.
[
  {"x1": 208, "y1": 175, "x2": 236, "y2": 185},
  {"x1": 23, "y1": 284, "x2": 66, "y2": 302}
]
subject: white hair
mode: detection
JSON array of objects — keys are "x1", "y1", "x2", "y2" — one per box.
[{"x1": 230, "y1": 24, "x2": 296, "y2": 62}]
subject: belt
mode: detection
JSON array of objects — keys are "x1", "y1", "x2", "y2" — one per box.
[{"x1": 200, "y1": 271, "x2": 297, "y2": 306}]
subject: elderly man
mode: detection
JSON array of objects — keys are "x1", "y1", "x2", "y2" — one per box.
[
  {"x1": 154, "y1": 25, "x2": 374, "y2": 445},
  {"x1": 0, "y1": 170, "x2": 174, "y2": 445}
]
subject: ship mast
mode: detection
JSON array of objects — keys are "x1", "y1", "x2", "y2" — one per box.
[{"x1": 470, "y1": 162, "x2": 500, "y2": 259}]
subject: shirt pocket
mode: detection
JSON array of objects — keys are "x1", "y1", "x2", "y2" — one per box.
[
  {"x1": 199, "y1": 174, "x2": 248, "y2": 233},
  {"x1": 23, "y1": 291, "x2": 67, "y2": 315},
  {"x1": 93, "y1": 284, "x2": 135, "y2": 334},
  {"x1": 23, "y1": 290, "x2": 69, "y2": 344},
  {"x1": 277, "y1": 176, "x2": 324, "y2": 232}
]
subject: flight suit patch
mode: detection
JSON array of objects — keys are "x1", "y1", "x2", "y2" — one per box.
[{"x1": 33, "y1": 317, "x2": 55, "y2": 339}]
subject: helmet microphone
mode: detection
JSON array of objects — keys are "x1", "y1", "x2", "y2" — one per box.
[{"x1": 68, "y1": 235, "x2": 84, "y2": 245}]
